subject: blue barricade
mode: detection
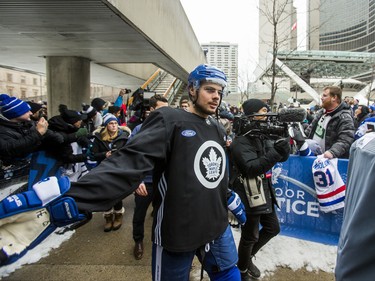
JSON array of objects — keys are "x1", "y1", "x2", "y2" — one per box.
[{"x1": 272, "y1": 155, "x2": 348, "y2": 245}]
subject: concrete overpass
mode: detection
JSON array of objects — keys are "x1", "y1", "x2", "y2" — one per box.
[{"x1": 0, "y1": 0, "x2": 206, "y2": 114}]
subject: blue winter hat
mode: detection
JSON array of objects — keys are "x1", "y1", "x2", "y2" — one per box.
[
  {"x1": 103, "y1": 113, "x2": 118, "y2": 126},
  {"x1": 0, "y1": 94, "x2": 31, "y2": 119}
]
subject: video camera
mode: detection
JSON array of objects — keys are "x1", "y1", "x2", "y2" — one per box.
[
  {"x1": 233, "y1": 108, "x2": 306, "y2": 140},
  {"x1": 142, "y1": 91, "x2": 156, "y2": 108}
]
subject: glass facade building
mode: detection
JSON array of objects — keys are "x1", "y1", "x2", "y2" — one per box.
[{"x1": 320, "y1": 0, "x2": 375, "y2": 52}]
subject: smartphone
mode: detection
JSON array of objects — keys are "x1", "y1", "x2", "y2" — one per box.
[{"x1": 38, "y1": 110, "x2": 45, "y2": 120}]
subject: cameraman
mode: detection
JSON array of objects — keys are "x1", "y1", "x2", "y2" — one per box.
[{"x1": 230, "y1": 99, "x2": 290, "y2": 281}]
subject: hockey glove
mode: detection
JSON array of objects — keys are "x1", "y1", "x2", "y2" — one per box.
[
  {"x1": 305, "y1": 139, "x2": 323, "y2": 155},
  {"x1": 0, "y1": 176, "x2": 88, "y2": 266},
  {"x1": 227, "y1": 190, "x2": 246, "y2": 228}
]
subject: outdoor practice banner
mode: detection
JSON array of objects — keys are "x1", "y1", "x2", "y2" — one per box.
[{"x1": 272, "y1": 155, "x2": 348, "y2": 245}]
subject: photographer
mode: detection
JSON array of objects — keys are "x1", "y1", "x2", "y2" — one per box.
[
  {"x1": 0, "y1": 95, "x2": 49, "y2": 165},
  {"x1": 230, "y1": 99, "x2": 290, "y2": 280},
  {"x1": 27, "y1": 101, "x2": 47, "y2": 121}
]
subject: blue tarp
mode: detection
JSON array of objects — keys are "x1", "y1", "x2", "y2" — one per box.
[{"x1": 272, "y1": 155, "x2": 348, "y2": 245}]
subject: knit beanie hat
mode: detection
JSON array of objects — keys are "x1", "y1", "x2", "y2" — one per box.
[
  {"x1": 0, "y1": 94, "x2": 31, "y2": 119},
  {"x1": 59, "y1": 104, "x2": 83, "y2": 125},
  {"x1": 242, "y1": 99, "x2": 268, "y2": 116},
  {"x1": 103, "y1": 113, "x2": 118, "y2": 126},
  {"x1": 358, "y1": 105, "x2": 370, "y2": 120},
  {"x1": 91, "y1": 98, "x2": 106, "y2": 112},
  {"x1": 26, "y1": 101, "x2": 43, "y2": 114},
  {"x1": 82, "y1": 104, "x2": 97, "y2": 119},
  {"x1": 108, "y1": 105, "x2": 121, "y2": 115}
]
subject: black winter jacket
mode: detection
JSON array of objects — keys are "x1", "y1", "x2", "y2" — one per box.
[
  {"x1": 47, "y1": 115, "x2": 87, "y2": 164},
  {"x1": 230, "y1": 135, "x2": 288, "y2": 215},
  {"x1": 305, "y1": 102, "x2": 355, "y2": 158},
  {"x1": 0, "y1": 118, "x2": 63, "y2": 166},
  {"x1": 90, "y1": 129, "x2": 128, "y2": 163},
  {"x1": 0, "y1": 118, "x2": 43, "y2": 165}
]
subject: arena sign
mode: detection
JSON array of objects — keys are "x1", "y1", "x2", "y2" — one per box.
[{"x1": 272, "y1": 155, "x2": 348, "y2": 245}]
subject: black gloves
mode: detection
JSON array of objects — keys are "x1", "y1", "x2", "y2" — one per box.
[
  {"x1": 77, "y1": 136, "x2": 91, "y2": 148},
  {"x1": 42, "y1": 130, "x2": 64, "y2": 145},
  {"x1": 274, "y1": 137, "x2": 291, "y2": 162}
]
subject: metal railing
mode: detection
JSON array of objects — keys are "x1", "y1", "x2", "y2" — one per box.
[{"x1": 140, "y1": 68, "x2": 186, "y2": 106}]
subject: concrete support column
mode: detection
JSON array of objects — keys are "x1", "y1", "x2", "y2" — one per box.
[{"x1": 46, "y1": 56, "x2": 90, "y2": 117}]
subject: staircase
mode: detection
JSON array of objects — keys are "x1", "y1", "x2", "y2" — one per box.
[
  {"x1": 146, "y1": 69, "x2": 187, "y2": 108},
  {"x1": 169, "y1": 83, "x2": 187, "y2": 107},
  {"x1": 151, "y1": 73, "x2": 175, "y2": 96}
]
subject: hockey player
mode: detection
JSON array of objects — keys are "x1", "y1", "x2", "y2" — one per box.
[
  {"x1": 0, "y1": 65, "x2": 245, "y2": 279},
  {"x1": 65, "y1": 64, "x2": 244, "y2": 280}
]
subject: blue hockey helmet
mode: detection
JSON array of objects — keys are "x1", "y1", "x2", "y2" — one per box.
[{"x1": 188, "y1": 64, "x2": 227, "y2": 90}]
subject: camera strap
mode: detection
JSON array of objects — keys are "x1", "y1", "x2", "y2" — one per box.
[{"x1": 240, "y1": 175, "x2": 267, "y2": 208}]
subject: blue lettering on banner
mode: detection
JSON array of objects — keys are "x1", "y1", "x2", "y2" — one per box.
[{"x1": 272, "y1": 155, "x2": 348, "y2": 245}]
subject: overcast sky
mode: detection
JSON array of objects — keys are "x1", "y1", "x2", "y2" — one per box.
[
  {"x1": 180, "y1": 0, "x2": 309, "y2": 88},
  {"x1": 180, "y1": 0, "x2": 260, "y2": 82}
]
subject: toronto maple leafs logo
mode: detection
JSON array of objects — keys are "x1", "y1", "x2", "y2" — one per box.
[
  {"x1": 202, "y1": 148, "x2": 222, "y2": 180},
  {"x1": 194, "y1": 141, "x2": 226, "y2": 189}
]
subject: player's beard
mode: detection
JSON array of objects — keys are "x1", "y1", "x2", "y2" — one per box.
[{"x1": 193, "y1": 99, "x2": 217, "y2": 117}]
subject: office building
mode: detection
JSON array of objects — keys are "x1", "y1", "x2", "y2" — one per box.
[
  {"x1": 319, "y1": 0, "x2": 375, "y2": 52},
  {"x1": 201, "y1": 42, "x2": 238, "y2": 93}
]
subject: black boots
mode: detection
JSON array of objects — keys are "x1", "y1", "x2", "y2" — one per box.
[
  {"x1": 240, "y1": 256, "x2": 261, "y2": 280},
  {"x1": 240, "y1": 271, "x2": 251, "y2": 281},
  {"x1": 133, "y1": 241, "x2": 144, "y2": 260},
  {"x1": 248, "y1": 256, "x2": 261, "y2": 279}
]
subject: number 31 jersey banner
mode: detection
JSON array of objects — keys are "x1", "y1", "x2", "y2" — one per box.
[
  {"x1": 272, "y1": 155, "x2": 348, "y2": 245},
  {"x1": 312, "y1": 156, "x2": 345, "y2": 212}
]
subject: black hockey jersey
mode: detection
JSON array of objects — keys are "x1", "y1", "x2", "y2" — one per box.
[{"x1": 67, "y1": 107, "x2": 228, "y2": 252}]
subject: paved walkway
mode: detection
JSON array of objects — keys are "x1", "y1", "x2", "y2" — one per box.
[{"x1": 1, "y1": 195, "x2": 334, "y2": 281}]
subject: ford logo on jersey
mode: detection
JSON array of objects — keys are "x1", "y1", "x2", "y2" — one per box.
[{"x1": 181, "y1": 130, "x2": 196, "y2": 137}]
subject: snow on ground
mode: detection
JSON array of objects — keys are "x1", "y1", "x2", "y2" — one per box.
[
  {"x1": 191, "y1": 229, "x2": 336, "y2": 279},
  {"x1": 0, "y1": 229, "x2": 75, "y2": 278},
  {"x1": 0, "y1": 227, "x2": 337, "y2": 279}
]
